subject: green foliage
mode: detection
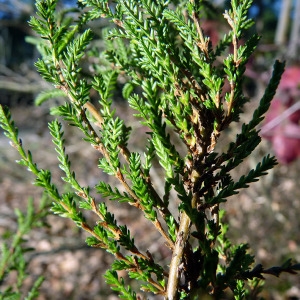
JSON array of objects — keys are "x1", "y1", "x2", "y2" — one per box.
[
  {"x1": 104, "y1": 270, "x2": 137, "y2": 300},
  {"x1": 35, "y1": 88, "x2": 66, "y2": 106},
  {"x1": 0, "y1": 196, "x2": 48, "y2": 299},
  {"x1": 0, "y1": 0, "x2": 298, "y2": 299}
]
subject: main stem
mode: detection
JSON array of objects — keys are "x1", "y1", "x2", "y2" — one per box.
[{"x1": 166, "y1": 211, "x2": 191, "y2": 299}]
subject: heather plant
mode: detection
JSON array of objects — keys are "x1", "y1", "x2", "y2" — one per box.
[
  {"x1": 1, "y1": 0, "x2": 300, "y2": 299},
  {"x1": 0, "y1": 196, "x2": 48, "y2": 299}
]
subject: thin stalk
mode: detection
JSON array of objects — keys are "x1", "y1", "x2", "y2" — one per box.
[{"x1": 166, "y1": 211, "x2": 191, "y2": 300}]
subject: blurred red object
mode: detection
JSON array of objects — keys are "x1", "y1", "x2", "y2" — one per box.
[
  {"x1": 278, "y1": 66, "x2": 300, "y2": 92},
  {"x1": 272, "y1": 123, "x2": 300, "y2": 164},
  {"x1": 261, "y1": 66, "x2": 300, "y2": 164}
]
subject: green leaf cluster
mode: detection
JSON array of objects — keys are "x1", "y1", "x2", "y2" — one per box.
[{"x1": 0, "y1": 196, "x2": 49, "y2": 300}]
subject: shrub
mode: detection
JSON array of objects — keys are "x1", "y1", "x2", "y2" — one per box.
[{"x1": 1, "y1": 0, "x2": 299, "y2": 299}]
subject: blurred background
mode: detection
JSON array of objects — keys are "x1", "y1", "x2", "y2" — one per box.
[{"x1": 1, "y1": 0, "x2": 300, "y2": 299}]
